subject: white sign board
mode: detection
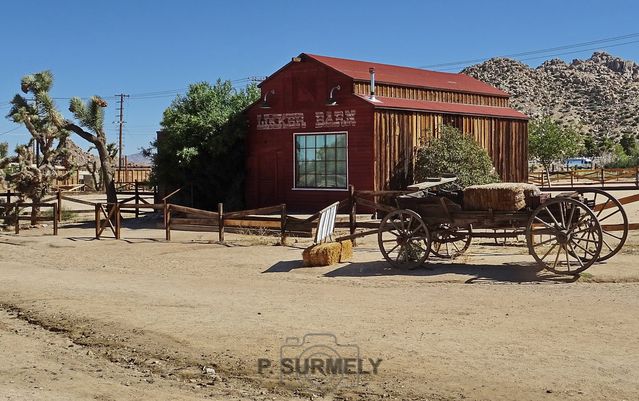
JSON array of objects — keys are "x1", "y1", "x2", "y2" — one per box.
[{"x1": 314, "y1": 201, "x2": 339, "y2": 244}]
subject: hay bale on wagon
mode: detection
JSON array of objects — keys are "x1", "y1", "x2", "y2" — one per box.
[{"x1": 463, "y1": 183, "x2": 541, "y2": 211}]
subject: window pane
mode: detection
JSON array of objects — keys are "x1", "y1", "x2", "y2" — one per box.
[
  {"x1": 326, "y1": 175, "x2": 336, "y2": 187},
  {"x1": 306, "y1": 148, "x2": 315, "y2": 161},
  {"x1": 295, "y1": 134, "x2": 347, "y2": 189},
  {"x1": 325, "y1": 134, "x2": 336, "y2": 147}
]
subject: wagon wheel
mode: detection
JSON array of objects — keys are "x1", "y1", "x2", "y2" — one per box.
[
  {"x1": 572, "y1": 188, "x2": 628, "y2": 261},
  {"x1": 526, "y1": 198, "x2": 602, "y2": 275},
  {"x1": 431, "y1": 224, "x2": 472, "y2": 259},
  {"x1": 378, "y1": 209, "x2": 431, "y2": 269}
]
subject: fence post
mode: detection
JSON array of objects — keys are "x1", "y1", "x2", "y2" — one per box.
[
  {"x1": 134, "y1": 180, "x2": 140, "y2": 219},
  {"x1": 218, "y1": 202, "x2": 224, "y2": 243},
  {"x1": 14, "y1": 201, "x2": 20, "y2": 234},
  {"x1": 601, "y1": 168, "x2": 605, "y2": 187},
  {"x1": 635, "y1": 166, "x2": 639, "y2": 188},
  {"x1": 163, "y1": 200, "x2": 168, "y2": 228},
  {"x1": 95, "y1": 203, "x2": 101, "y2": 239},
  {"x1": 349, "y1": 185, "x2": 357, "y2": 245},
  {"x1": 56, "y1": 190, "x2": 62, "y2": 222},
  {"x1": 52, "y1": 204, "x2": 58, "y2": 235},
  {"x1": 6, "y1": 189, "x2": 11, "y2": 205},
  {"x1": 570, "y1": 171, "x2": 574, "y2": 188},
  {"x1": 280, "y1": 203, "x2": 287, "y2": 245},
  {"x1": 165, "y1": 204, "x2": 171, "y2": 241},
  {"x1": 115, "y1": 204, "x2": 121, "y2": 239}
]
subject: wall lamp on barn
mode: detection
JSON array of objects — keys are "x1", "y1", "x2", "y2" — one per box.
[
  {"x1": 260, "y1": 89, "x2": 275, "y2": 109},
  {"x1": 326, "y1": 85, "x2": 341, "y2": 106}
]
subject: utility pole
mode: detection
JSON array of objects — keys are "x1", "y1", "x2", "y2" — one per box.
[{"x1": 115, "y1": 93, "x2": 129, "y2": 169}]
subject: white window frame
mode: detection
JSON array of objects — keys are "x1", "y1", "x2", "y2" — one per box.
[{"x1": 292, "y1": 131, "x2": 349, "y2": 191}]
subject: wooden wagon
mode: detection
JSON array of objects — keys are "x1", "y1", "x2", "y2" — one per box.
[{"x1": 376, "y1": 178, "x2": 628, "y2": 275}]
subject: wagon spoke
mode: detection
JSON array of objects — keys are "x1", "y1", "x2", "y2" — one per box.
[
  {"x1": 387, "y1": 243, "x2": 400, "y2": 255},
  {"x1": 567, "y1": 203, "x2": 577, "y2": 229},
  {"x1": 602, "y1": 230, "x2": 622, "y2": 240},
  {"x1": 533, "y1": 236, "x2": 557, "y2": 247},
  {"x1": 599, "y1": 209, "x2": 620, "y2": 222},
  {"x1": 571, "y1": 240, "x2": 596, "y2": 258},
  {"x1": 564, "y1": 244, "x2": 571, "y2": 271},
  {"x1": 540, "y1": 243, "x2": 558, "y2": 262},
  {"x1": 552, "y1": 245, "x2": 562, "y2": 269},
  {"x1": 568, "y1": 242, "x2": 584, "y2": 267},
  {"x1": 560, "y1": 202, "x2": 566, "y2": 228},
  {"x1": 534, "y1": 216, "x2": 556, "y2": 231},
  {"x1": 574, "y1": 237, "x2": 599, "y2": 244},
  {"x1": 601, "y1": 237, "x2": 614, "y2": 252},
  {"x1": 545, "y1": 206, "x2": 561, "y2": 229},
  {"x1": 596, "y1": 198, "x2": 610, "y2": 217}
]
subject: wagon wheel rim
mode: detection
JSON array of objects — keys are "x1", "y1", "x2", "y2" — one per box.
[
  {"x1": 526, "y1": 198, "x2": 603, "y2": 275},
  {"x1": 572, "y1": 188, "x2": 628, "y2": 262},
  {"x1": 378, "y1": 209, "x2": 431, "y2": 270},
  {"x1": 431, "y1": 224, "x2": 472, "y2": 259}
]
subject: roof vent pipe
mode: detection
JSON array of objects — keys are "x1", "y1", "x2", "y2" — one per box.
[{"x1": 369, "y1": 67, "x2": 376, "y2": 100}]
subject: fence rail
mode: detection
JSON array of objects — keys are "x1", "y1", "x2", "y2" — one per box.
[{"x1": 529, "y1": 167, "x2": 639, "y2": 188}]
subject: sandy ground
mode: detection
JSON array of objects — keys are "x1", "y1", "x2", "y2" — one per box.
[
  {"x1": 1, "y1": 212, "x2": 639, "y2": 401},
  {"x1": 2, "y1": 188, "x2": 639, "y2": 400}
]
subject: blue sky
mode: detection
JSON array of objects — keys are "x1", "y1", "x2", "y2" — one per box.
[{"x1": 2, "y1": 0, "x2": 639, "y2": 155}]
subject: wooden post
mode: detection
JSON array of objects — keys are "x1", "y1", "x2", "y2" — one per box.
[
  {"x1": 601, "y1": 168, "x2": 605, "y2": 187},
  {"x1": 218, "y1": 202, "x2": 224, "y2": 243},
  {"x1": 14, "y1": 202, "x2": 20, "y2": 234},
  {"x1": 6, "y1": 189, "x2": 11, "y2": 205},
  {"x1": 540, "y1": 172, "x2": 544, "y2": 187},
  {"x1": 114, "y1": 204, "x2": 121, "y2": 239},
  {"x1": 52, "y1": 204, "x2": 58, "y2": 235},
  {"x1": 163, "y1": 200, "x2": 168, "y2": 228},
  {"x1": 56, "y1": 190, "x2": 62, "y2": 222},
  {"x1": 134, "y1": 180, "x2": 140, "y2": 219},
  {"x1": 570, "y1": 171, "x2": 574, "y2": 188},
  {"x1": 635, "y1": 166, "x2": 638, "y2": 188},
  {"x1": 95, "y1": 203, "x2": 101, "y2": 239},
  {"x1": 349, "y1": 185, "x2": 357, "y2": 245},
  {"x1": 165, "y1": 204, "x2": 171, "y2": 241},
  {"x1": 280, "y1": 203, "x2": 287, "y2": 245}
]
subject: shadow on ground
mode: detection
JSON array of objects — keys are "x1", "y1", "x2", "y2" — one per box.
[
  {"x1": 325, "y1": 260, "x2": 578, "y2": 283},
  {"x1": 263, "y1": 258, "x2": 578, "y2": 284}
]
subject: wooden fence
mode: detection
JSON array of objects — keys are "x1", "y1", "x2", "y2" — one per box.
[
  {"x1": 529, "y1": 167, "x2": 639, "y2": 188},
  {"x1": 55, "y1": 166, "x2": 152, "y2": 189}
]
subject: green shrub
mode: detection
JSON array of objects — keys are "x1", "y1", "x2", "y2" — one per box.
[{"x1": 415, "y1": 125, "x2": 500, "y2": 188}]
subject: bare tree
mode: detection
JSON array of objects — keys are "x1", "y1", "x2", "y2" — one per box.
[{"x1": 64, "y1": 97, "x2": 118, "y2": 205}]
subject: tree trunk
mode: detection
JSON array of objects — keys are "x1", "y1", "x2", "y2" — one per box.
[{"x1": 95, "y1": 142, "x2": 118, "y2": 205}]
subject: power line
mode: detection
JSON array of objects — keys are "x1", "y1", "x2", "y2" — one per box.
[
  {"x1": 436, "y1": 38, "x2": 639, "y2": 72},
  {"x1": 0, "y1": 126, "x2": 21, "y2": 135},
  {"x1": 420, "y1": 32, "x2": 639, "y2": 70}
]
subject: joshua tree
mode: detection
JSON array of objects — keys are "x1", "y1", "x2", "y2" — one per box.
[
  {"x1": 6, "y1": 71, "x2": 71, "y2": 224},
  {"x1": 64, "y1": 97, "x2": 118, "y2": 204}
]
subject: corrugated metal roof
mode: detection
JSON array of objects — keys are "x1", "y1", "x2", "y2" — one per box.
[
  {"x1": 305, "y1": 53, "x2": 509, "y2": 97},
  {"x1": 357, "y1": 95, "x2": 528, "y2": 120}
]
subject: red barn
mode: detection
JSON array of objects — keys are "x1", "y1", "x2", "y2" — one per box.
[{"x1": 245, "y1": 53, "x2": 528, "y2": 212}]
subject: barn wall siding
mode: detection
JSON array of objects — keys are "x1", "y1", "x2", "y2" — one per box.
[
  {"x1": 354, "y1": 82, "x2": 509, "y2": 107},
  {"x1": 372, "y1": 110, "x2": 528, "y2": 191}
]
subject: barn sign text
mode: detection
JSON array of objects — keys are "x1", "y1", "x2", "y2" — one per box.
[{"x1": 256, "y1": 110, "x2": 356, "y2": 131}]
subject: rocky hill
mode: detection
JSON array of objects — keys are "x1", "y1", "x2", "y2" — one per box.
[{"x1": 462, "y1": 52, "x2": 639, "y2": 141}]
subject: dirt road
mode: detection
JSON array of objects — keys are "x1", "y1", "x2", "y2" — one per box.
[{"x1": 1, "y1": 225, "x2": 638, "y2": 400}]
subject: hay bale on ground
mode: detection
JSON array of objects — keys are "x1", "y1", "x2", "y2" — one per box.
[
  {"x1": 302, "y1": 240, "x2": 352, "y2": 266},
  {"x1": 339, "y1": 240, "x2": 353, "y2": 262},
  {"x1": 463, "y1": 183, "x2": 540, "y2": 211}
]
